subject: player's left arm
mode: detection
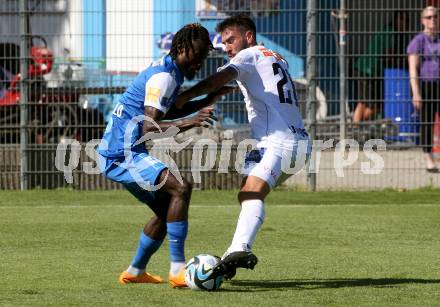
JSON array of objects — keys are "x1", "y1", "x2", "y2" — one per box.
[
  {"x1": 175, "y1": 67, "x2": 238, "y2": 109},
  {"x1": 164, "y1": 86, "x2": 235, "y2": 120}
]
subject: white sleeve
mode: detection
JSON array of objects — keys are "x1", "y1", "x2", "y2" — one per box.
[
  {"x1": 144, "y1": 72, "x2": 177, "y2": 113},
  {"x1": 219, "y1": 49, "x2": 255, "y2": 78}
]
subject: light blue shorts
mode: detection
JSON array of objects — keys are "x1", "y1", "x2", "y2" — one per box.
[{"x1": 98, "y1": 151, "x2": 168, "y2": 205}]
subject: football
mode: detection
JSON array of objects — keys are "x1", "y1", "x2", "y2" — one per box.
[{"x1": 185, "y1": 254, "x2": 224, "y2": 291}]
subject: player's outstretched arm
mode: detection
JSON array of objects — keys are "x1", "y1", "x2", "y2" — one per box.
[
  {"x1": 164, "y1": 86, "x2": 235, "y2": 120},
  {"x1": 175, "y1": 67, "x2": 238, "y2": 109},
  {"x1": 142, "y1": 106, "x2": 217, "y2": 136}
]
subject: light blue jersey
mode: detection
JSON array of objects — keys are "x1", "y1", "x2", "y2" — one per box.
[
  {"x1": 97, "y1": 54, "x2": 184, "y2": 158},
  {"x1": 97, "y1": 54, "x2": 184, "y2": 203}
]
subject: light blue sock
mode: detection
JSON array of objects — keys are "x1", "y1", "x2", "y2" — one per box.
[
  {"x1": 167, "y1": 220, "x2": 188, "y2": 263},
  {"x1": 130, "y1": 231, "x2": 163, "y2": 270}
]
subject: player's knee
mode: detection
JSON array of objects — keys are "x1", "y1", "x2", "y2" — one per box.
[
  {"x1": 149, "y1": 216, "x2": 166, "y2": 229},
  {"x1": 164, "y1": 174, "x2": 192, "y2": 198},
  {"x1": 238, "y1": 190, "x2": 265, "y2": 203},
  {"x1": 182, "y1": 180, "x2": 193, "y2": 199},
  {"x1": 175, "y1": 179, "x2": 192, "y2": 200},
  {"x1": 145, "y1": 216, "x2": 167, "y2": 240}
]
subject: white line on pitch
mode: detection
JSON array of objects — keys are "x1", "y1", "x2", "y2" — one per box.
[{"x1": 0, "y1": 204, "x2": 439, "y2": 209}]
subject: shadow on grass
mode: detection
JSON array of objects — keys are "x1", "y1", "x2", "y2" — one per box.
[{"x1": 224, "y1": 278, "x2": 440, "y2": 292}]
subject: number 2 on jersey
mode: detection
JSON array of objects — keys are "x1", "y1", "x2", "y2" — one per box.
[{"x1": 272, "y1": 63, "x2": 298, "y2": 106}]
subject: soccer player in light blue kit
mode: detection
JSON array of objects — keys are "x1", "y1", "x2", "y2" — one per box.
[{"x1": 97, "y1": 24, "x2": 230, "y2": 288}]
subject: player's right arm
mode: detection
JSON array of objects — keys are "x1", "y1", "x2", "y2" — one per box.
[
  {"x1": 176, "y1": 49, "x2": 257, "y2": 108},
  {"x1": 175, "y1": 67, "x2": 238, "y2": 109},
  {"x1": 164, "y1": 86, "x2": 235, "y2": 120}
]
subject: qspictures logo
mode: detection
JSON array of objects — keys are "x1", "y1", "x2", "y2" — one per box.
[{"x1": 55, "y1": 115, "x2": 386, "y2": 190}]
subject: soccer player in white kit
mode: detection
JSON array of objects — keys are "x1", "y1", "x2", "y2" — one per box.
[{"x1": 178, "y1": 15, "x2": 311, "y2": 279}]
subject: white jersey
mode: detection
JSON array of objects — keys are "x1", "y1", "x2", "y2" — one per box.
[{"x1": 220, "y1": 46, "x2": 306, "y2": 149}]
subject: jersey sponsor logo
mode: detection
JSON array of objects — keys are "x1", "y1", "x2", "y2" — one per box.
[
  {"x1": 146, "y1": 87, "x2": 161, "y2": 103},
  {"x1": 258, "y1": 46, "x2": 285, "y2": 62}
]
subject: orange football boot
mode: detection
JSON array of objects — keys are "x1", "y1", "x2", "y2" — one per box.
[
  {"x1": 168, "y1": 268, "x2": 187, "y2": 288},
  {"x1": 118, "y1": 271, "x2": 164, "y2": 284}
]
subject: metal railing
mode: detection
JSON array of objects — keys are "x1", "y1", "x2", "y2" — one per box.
[{"x1": 1, "y1": 0, "x2": 438, "y2": 190}]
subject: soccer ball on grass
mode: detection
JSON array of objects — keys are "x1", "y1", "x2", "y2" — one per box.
[{"x1": 185, "y1": 254, "x2": 224, "y2": 291}]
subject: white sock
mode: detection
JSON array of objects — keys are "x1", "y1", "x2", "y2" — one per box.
[
  {"x1": 127, "y1": 265, "x2": 145, "y2": 276},
  {"x1": 170, "y1": 261, "x2": 185, "y2": 275},
  {"x1": 228, "y1": 199, "x2": 265, "y2": 253}
]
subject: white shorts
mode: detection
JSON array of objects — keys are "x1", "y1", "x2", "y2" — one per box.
[{"x1": 242, "y1": 137, "x2": 311, "y2": 188}]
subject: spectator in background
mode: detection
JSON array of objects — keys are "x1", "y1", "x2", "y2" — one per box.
[
  {"x1": 384, "y1": 11, "x2": 412, "y2": 70},
  {"x1": 407, "y1": 6, "x2": 440, "y2": 172},
  {"x1": 353, "y1": 11, "x2": 409, "y2": 123}
]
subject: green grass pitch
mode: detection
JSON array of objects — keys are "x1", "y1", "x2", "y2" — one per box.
[{"x1": 0, "y1": 189, "x2": 439, "y2": 306}]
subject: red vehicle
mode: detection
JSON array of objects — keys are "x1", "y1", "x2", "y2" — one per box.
[
  {"x1": 0, "y1": 37, "x2": 85, "y2": 143},
  {"x1": 0, "y1": 37, "x2": 54, "y2": 106},
  {"x1": 0, "y1": 36, "x2": 106, "y2": 144}
]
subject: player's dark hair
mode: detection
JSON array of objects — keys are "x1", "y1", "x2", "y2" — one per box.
[
  {"x1": 216, "y1": 15, "x2": 257, "y2": 39},
  {"x1": 169, "y1": 23, "x2": 213, "y2": 59}
]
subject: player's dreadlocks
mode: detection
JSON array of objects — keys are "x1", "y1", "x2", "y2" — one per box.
[{"x1": 169, "y1": 23, "x2": 213, "y2": 59}]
